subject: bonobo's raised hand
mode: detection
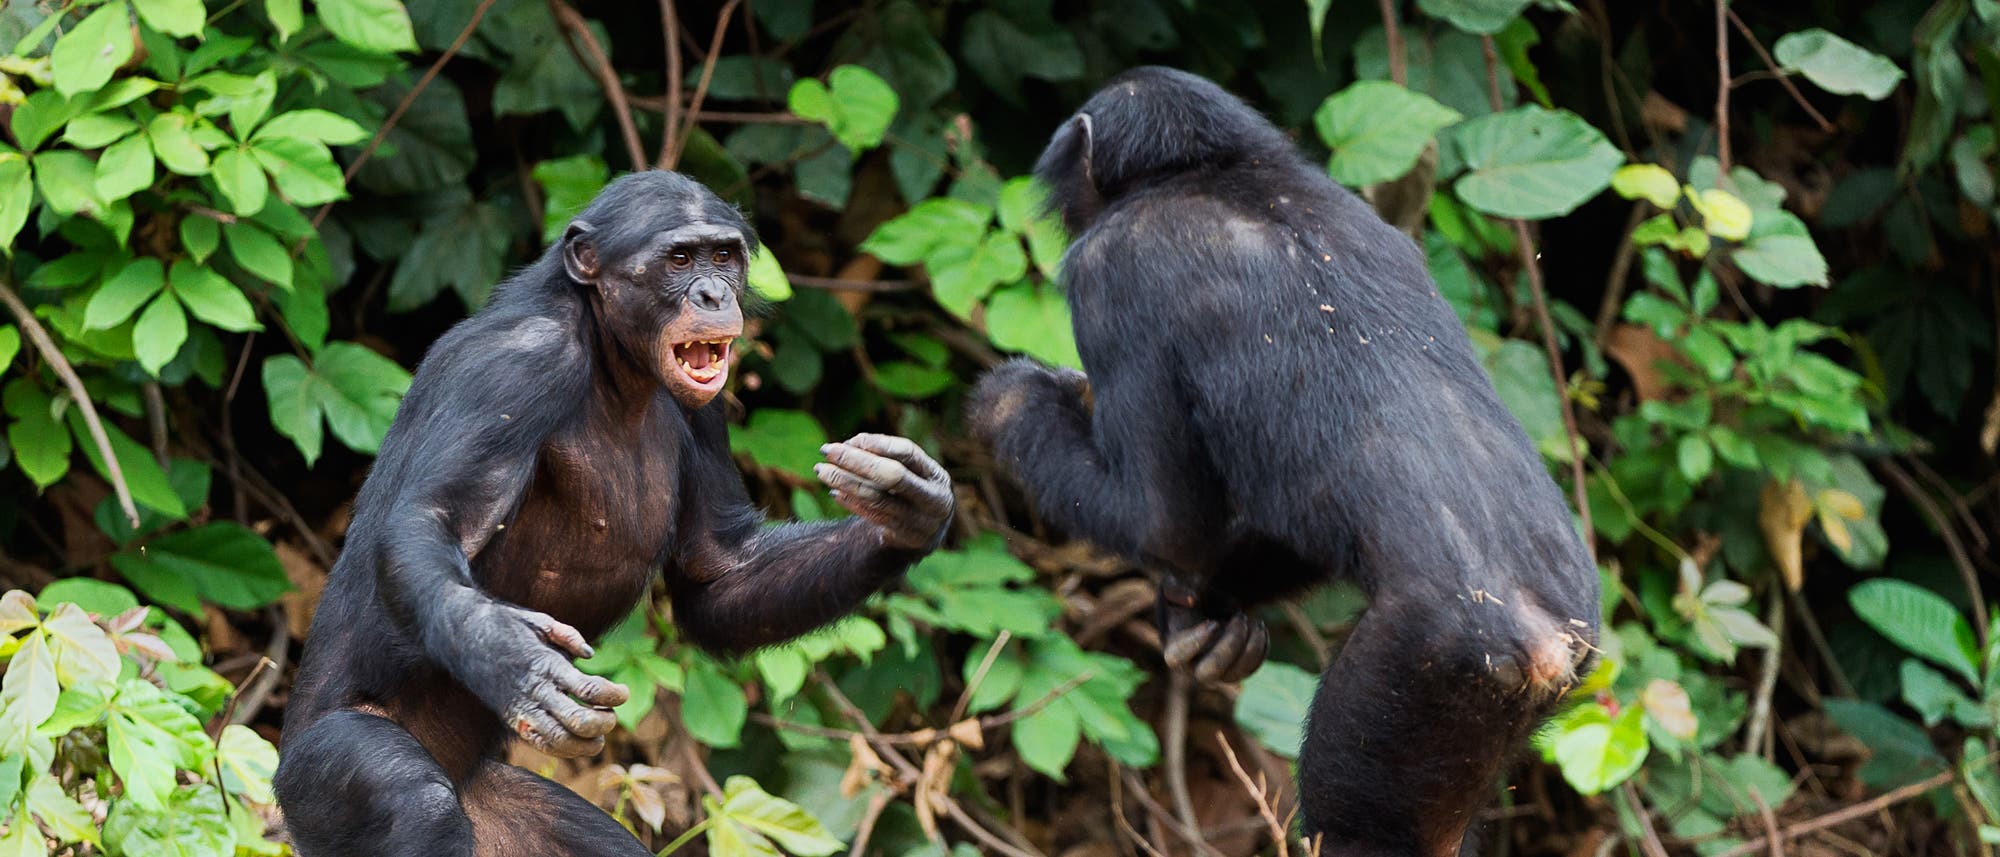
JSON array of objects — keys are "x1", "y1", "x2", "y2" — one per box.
[
  {"x1": 814, "y1": 433, "x2": 954, "y2": 551},
  {"x1": 964, "y1": 357, "x2": 1090, "y2": 445},
  {"x1": 460, "y1": 600, "x2": 629, "y2": 757},
  {"x1": 1158, "y1": 580, "x2": 1269, "y2": 684}
]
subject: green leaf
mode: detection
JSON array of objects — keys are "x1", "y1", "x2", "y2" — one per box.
[
  {"x1": 171, "y1": 260, "x2": 261, "y2": 332},
  {"x1": 1822, "y1": 698, "x2": 1948, "y2": 789},
  {"x1": 859, "y1": 197, "x2": 991, "y2": 265},
  {"x1": 1012, "y1": 690, "x2": 1082, "y2": 780},
  {"x1": 43, "y1": 602, "x2": 118, "y2": 689},
  {"x1": 1733, "y1": 235, "x2": 1829, "y2": 288},
  {"x1": 1314, "y1": 81, "x2": 1463, "y2": 186},
  {"x1": 147, "y1": 112, "x2": 212, "y2": 176},
  {"x1": 225, "y1": 221, "x2": 292, "y2": 288},
  {"x1": 11, "y1": 91, "x2": 82, "y2": 153},
  {"x1": 86, "y1": 258, "x2": 167, "y2": 330},
  {"x1": 870, "y1": 361, "x2": 954, "y2": 399},
  {"x1": 254, "y1": 109, "x2": 369, "y2": 145},
  {"x1": 1676, "y1": 435, "x2": 1713, "y2": 482},
  {"x1": 1611, "y1": 164, "x2": 1680, "y2": 208},
  {"x1": 133, "y1": 293, "x2": 188, "y2": 375},
  {"x1": 1451, "y1": 105, "x2": 1623, "y2": 219},
  {"x1": 746, "y1": 246, "x2": 792, "y2": 302},
  {"x1": 266, "y1": 0, "x2": 303, "y2": 42},
  {"x1": 132, "y1": 0, "x2": 206, "y2": 37},
  {"x1": 787, "y1": 65, "x2": 899, "y2": 154},
  {"x1": 0, "y1": 326, "x2": 17, "y2": 372},
  {"x1": 66, "y1": 413, "x2": 185, "y2": 517},
  {"x1": 714, "y1": 776, "x2": 844, "y2": 857},
  {"x1": 681, "y1": 657, "x2": 748, "y2": 748},
  {"x1": 1416, "y1": 0, "x2": 1533, "y2": 34},
  {"x1": 180, "y1": 215, "x2": 220, "y2": 264},
  {"x1": 317, "y1": 0, "x2": 418, "y2": 54},
  {"x1": 50, "y1": 2, "x2": 135, "y2": 97},
  {"x1": 261, "y1": 343, "x2": 411, "y2": 464},
  {"x1": 1548, "y1": 702, "x2": 1649, "y2": 794},
  {"x1": 931, "y1": 231, "x2": 1026, "y2": 319},
  {"x1": 64, "y1": 113, "x2": 141, "y2": 148},
  {"x1": 217, "y1": 724, "x2": 279, "y2": 802},
  {"x1": 1849, "y1": 579, "x2": 1981, "y2": 685},
  {"x1": 729, "y1": 409, "x2": 827, "y2": 479},
  {"x1": 262, "y1": 354, "x2": 322, "y2": 464},
  {"x1": 2, "y1": 630, "x2": 59, "y2": 727},
  {"x1": 33, "y1": 149, "x2": 104, "y2": 217},
  {"x1": 95, "y1": 132, "x2": 156, "y2": 202},
  {"x1": 984, "y1": 281, "x2": 1082, "y2": 369},
  {"x1": 529, "y1": 153, "x2": 609, "y2": 244},
  {"x1": 0, "y1": 157, "x2": 33, "y2": 251},
  {"x1": 212, "y1": 146, "x2": 270, "y2": 216},
  {"x1": 386, "y1": 196, "x2": 509, "y2": 310},
  {"x1": 5, "y1": 381, "x2": 73, "y2": 489},
  {"x1": 1774, "y1": 28, "x2": 1906, "y2": 100},
  {"x1": 959, "y1": 10, "x2": 1085, "y2": 107},
  {"x1": 111, "y1": 523, "x2": 289, "y2": 612},
  {"x1": 249, "y1": 135, "x2": 346, "y2": 205},
  {"x1": 1233, "y1": 661, "x2": 1316, "y2": 759}
]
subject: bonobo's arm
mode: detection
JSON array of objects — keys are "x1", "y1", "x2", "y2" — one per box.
[
  {"x1": 373, "y1": 314, "x2": 628, "y2": 756},
  {"x1": 672, "y1": 410, "x2": 952, "y2": 655}
]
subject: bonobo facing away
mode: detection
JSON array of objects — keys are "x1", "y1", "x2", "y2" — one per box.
[
  {"x1": 967, "y1": 67, "x2": 1600, "y2": 857},
  {"x1": 274, "y1": 171, "x2": 953, "y2": 857}
]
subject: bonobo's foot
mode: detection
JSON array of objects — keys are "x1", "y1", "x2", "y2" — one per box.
[
  {"x1": 814, "y1": 433, "x2": 954, "y2": 552},
  {"x1": 475, "y1": 605, "x2": 630, "y2": 757},
  {"x1": 1158, "y1": 583, "x2": 1268, "y2": 684}
]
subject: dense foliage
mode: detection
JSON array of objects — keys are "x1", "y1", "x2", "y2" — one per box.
[{"x1": 0, "y1": 0, "x2": 1995, "y2": 855}]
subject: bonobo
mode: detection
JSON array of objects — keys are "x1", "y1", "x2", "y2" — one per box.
[
  {"x1": 967, "y1": 67, "x2": 1599, "y2": 857},
  {"x1": 274, "y1": 171, "x2": 953, "y2": 857}
]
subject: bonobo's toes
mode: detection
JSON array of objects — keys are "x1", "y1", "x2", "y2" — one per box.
[
  {"x1": 1194, "y1": 613, "x2": 1267, "y2": 684},
  {"x1": 1162, "y1": 620, "x2": 1219, "y2": 672}
]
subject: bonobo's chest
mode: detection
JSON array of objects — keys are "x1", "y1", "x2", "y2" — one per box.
[{"x1": 473, "y1": 400, "x2": 684, "y2": 636}]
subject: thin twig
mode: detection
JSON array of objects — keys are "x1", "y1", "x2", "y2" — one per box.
[
  {"x1": 1481, "y1": 39, "x2": 1595, "y2": 556},
  {"x1": 1376, "y1": 0, "x2": 1406, "y2": 86},
  {"x1": 1120, "y1": 770, "x2": 1227, "y2": 857},
  {"x1": 314, "y1": 0, "x2": 498, "y2": 230},
  {"x1": 228, "y1": 606, "x2": 291, "y2": 726},
  {"x1": 1726, "y1": 9, "x2": 1834, "y2": 133},
  {"x1": 938, "y1": 796, "x2": 1043, "y2": 857},
  {"x1": 140, "y1": 382, "x2": 169, "y2": 467},
  {"x1": 1110, "y1": 760, "x2": 1173, "y2": 857},
  {"x1": 1750, "y1": 789, "x2": 1785, "y2": 857},
  {"x1": 1743, "y1": 593, "x2": 1784, "y2": 758},
  {"x1": 659, "y1": 0, "x2": 683, "y2": 168},
  {"x1": 1620, "y1": 782, "x2": 1673, "y2": 857},
  {"x1": 1592, "y1": 204, "x2": 1649, "y2": 343},
  {"x1": 848, "y1": 791, "x2": 891, "y2": 857},
  {"x1": 665, "y1": 0, "x2": 743, "y2": 168},
  {"x1": 951, "y1": 631, "x2": 1011, "y2": 724},
  {"x1": 1714, "y1": 0, "x2": 1733, "y2": 178},
  {"x1": 1215, "y1": 732, "x2": 1293, "y2": 857},
  {"x1": 1878, "y1": 459, "x2": 1989, "y2": 644},
  {"x1": 550, "y1": 0, "x2": 647, "y2": 170},
  {"x1": 1162, "y1": 672, "x2": 1201, "y2": 841},
  {"x1": 0, "y1": 279, "x2": 140, "y2": 527},
  {"x1": 1713, "y1": 770, "x2": 1955, "y2": 857}
]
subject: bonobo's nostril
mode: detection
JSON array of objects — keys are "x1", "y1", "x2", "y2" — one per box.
[{"x1": 691, "y1": 280, "x2": 729, "y2": 311}]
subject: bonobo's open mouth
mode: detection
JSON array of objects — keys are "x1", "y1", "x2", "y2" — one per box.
[{"x1": 671, "y1": 339, "x2": 732, "y2": 391}]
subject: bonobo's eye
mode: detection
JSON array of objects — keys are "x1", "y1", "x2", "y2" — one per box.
[
  {"x1": 713, "y1": 247, "x2": 733, "y2": 265},
  {"x1": 669, "y1": 250, "x2": 693, "y2": 269}
]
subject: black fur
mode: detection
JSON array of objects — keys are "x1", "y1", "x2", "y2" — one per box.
[
  {"x1": 274, "y1": 171, "x2": 954, "y2": 857},
  {"x1": 968, "y1": 68, "x2": 1600, "y2": 857}
]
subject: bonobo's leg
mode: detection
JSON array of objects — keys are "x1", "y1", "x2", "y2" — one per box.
[
  {"x1": 1299, "y1": 596, "x2": 1587, "y2": 857},
  {"x1": 274, "y1": 710, "x2": 472, "y2": 857},
  {"x1": 461, "y1": 762, "x2": 651, "y2": 857}
]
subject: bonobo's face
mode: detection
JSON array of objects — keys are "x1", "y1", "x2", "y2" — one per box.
[{"x1": 564, "y1": 219, "x2": 747, "y2": 409}]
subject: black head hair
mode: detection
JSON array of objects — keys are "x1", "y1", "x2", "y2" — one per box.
[
  {"x1": 1034, "y1": 66, "x2": 1293, "y2": 232},
  {"x1": 572, "y1": 171, "x2": 758, "y2": 266}
]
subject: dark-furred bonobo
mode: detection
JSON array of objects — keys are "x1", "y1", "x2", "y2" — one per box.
[
  {"x1": 274, "y1": 171, "x2": 953, "y2": 857},
  {"x1": 967, "y1": 67, "x2": 1600, "y2": 857}
]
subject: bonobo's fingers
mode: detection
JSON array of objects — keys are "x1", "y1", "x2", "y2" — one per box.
[
  {"x1": 819, "y1": 434, "x2": 952, "y2": 551},
  {"x1": 1162, "y1": 619, "x2": 1220, "y2": 672},
  {"x1": 554, "y1": 667, "x2": 630, "y2": 710},
  {"x1": 818, "y1": 442, "x2": 908, "y2": 494},
  {"x1": 814, "y1": 461, "x2": 884, "y2": 501},
  {"x1": 529, "y1": 681, "x2": 618, "y2": 741},
  {"x1": 508, "y1": 704, "x2": 605, "y2": 758},
  {"x1": 519, "y1": 610, "x2": 593, "y2": 660},
  {"x1": 845, "y1": 433, "x2": 948, "y2": 484}
]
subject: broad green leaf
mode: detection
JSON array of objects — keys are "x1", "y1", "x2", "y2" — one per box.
[
  {"x1": 0, "y1": 804, "x2": 44, "y2": 857},
  {"x1": 1849, "y1": 578, "x2": 1981, "y2": 685},
  {"x1": 681, "y1": 657, "x2": 748, "y2": 748},
  {"x1": 95, "y1": 133, "x2": 156, "y2": 201},
  {"x1": 746, "y1": 246, "x2": 792, "y2": 302},
  {"x1": 217, "y1": 724, "x2": 279, "y2": 802},
  {"x1": 1012, "y1": 691, "x2": 1082, "y2": 780},
  {"x1": 263, "y1": 354, "x2": 323, "y2": 464},
  {"x1": 133, "y1": 294, "x2": 188, "y2": 375},
  {"x1": 1734, "y1": 234, "x2": 1829, "y2": 288},
  {"x1": 870, "y1": 361, "x2": 953, "y2": 399},
  {"x1": 254, "y1": 109, "x2": 369, "y2": 145},
  {"x1": 50, "y1": 2, "x2": 135, "y2": 97},
  {"x1": 212, "y1": 146, "x2": 270, "y2": 216},
  {"x1": 180, "y1": 216, "x2": 220, "y2": 264},
  {"x1": 64, "y1": 113, "x2": 141, "y2": 149},
  {"x1": 225, "y1": 221, "x2": 292, "y2": 288},
  {"x1": 101, "y1": 780, "x2": 234, "y2": 856},
  {"x1": 170, "y1": 260, "x2": 261, "y2": 332},
  {"x1": 250, "y1": 135, "x2": 346, "y2": 205},
  {"x1": 931, "y1": 231, "x2": 1026, "y2": 319},
  {"x1": 133, "y1": 0, "x2": 206, "y2": 37},
  {"x1": 23, "y1": 773, "x2": 93, "y2": 846},
  {"x1": 0, "y1": 326, "x2": 17, "y2": 372},
  {"x1": 314, "y1": 342, "x2": 412, "y2": 453},
  {"x1": 386, "y1": 196, "x2": 509, "y2": 310},
  {"x1": 984, "y1": 281, "x2": 1082, "y2": 369},
  {"x1": 1688, "y1": 188, "x2": 1753, "y2": 241},
  {"x1": 148, "y1": 112, "x2": 212, "y2": 176},
  {"x1": 714, "y1": 776, "x2": 844, "y2": 857},
  {"x1": 0, "y1": 158, "x2": 32, "y2": 250},
  {"x1": 1233, "y1": 661, "x2": 1316, "y2": 759},
  {"x1": 529, "y1": 153, "x2": 608, "y2": 244},
  {"x1": 1451, "y1": 105, "x2": 1622, "y2": 219},
  {"x1": 729, "y1": 409, "x2": 827, "y2": 479},
  {"x1": 1417, "y1": 0, "x2": 1533, "y2": 34},
  {"x1": 33, "y1": 150, "x2": 103, "y2": 217},
  {"x1": 959, "y1": 10, "x2": 1085, "y2": 107},
  {"x1": 787, "y1": 65, "x2": 899, "y2": 154},
  {"x1": 1822, "y1": 698, "x2": 1948, "y2": 788},
  {"x1": 65, "y1": 414, "x2": 185, "y2": 518},
  {"x1": 111, "y1": 523, "x2": 289, "y2": 612},
  {"x1": 318, "y1": 0, "x2": 418, "y2": 54},
  {"x1": 996, "y1": 176, "x2": 1049, "y2": 235},
  {"x1": 1314, "y1": 81, "x2": 1463, "y2": 186},
  {"x1": 86, "y1": 258, "x2": 167, "y2": 330},
  {"x1": 1548, "y1": 703, "x2": 1648, "y2": 794},
  {"x1": 1900, "y1": 659, "x2": 1988, "y2": 727},
  {"x1": 43, "y1": 602, "x2": 119, "y2": 689},
  {"x1": 2, "y1": 631, "x2": 59, "y2": 727},
  {"x1": 754, "y1": 647, "x2": 809, "y2": 705},
  {"x1": 10, "y1": 91, "x2": 82, "y2": 153},
  {"x1": 1611, "y1": 164, "x2": 1680, "y2": 208},
  {"x1": 5, "y1": 381, "x2": 73, "y2": 489},
  {"x1": 266, "y1": 0, "x2": 303, "y2": 42},
  {"x1": 1774, "y1": 28, "x2": 1906, "y2": 100},
  {"x1": 859, "y1": 197, "x2": 991, "y2": 265}
]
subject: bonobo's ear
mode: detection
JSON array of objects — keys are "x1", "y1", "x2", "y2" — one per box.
[
  {"x1": 1074, "y1": 113, "x2": 1095, "y2": 187},
  {"x1": 1043, "y1": 113, "x2": 1096, "y2": 188},
  {"x1": 562, "y1": 221, "x2": 599, "y2": 284}
]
